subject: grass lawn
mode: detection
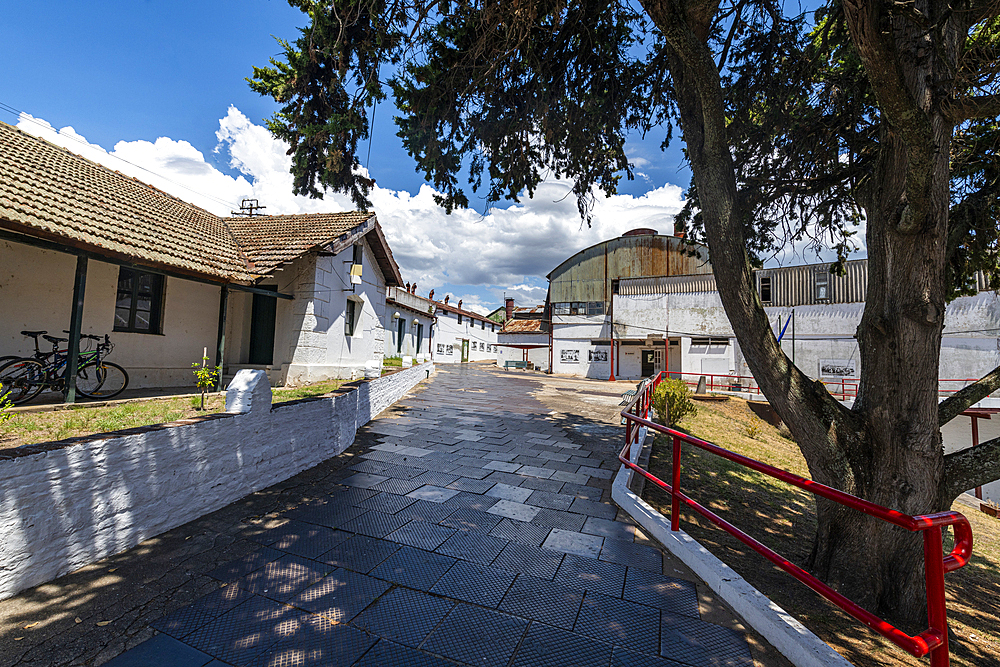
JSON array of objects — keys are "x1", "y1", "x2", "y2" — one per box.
[
  {"x1": 0, "y1": 378, "x2": 347, "y2": 449},
  {"x1": 643, "y1": 396, "x2": 1000, "y2": 667}
]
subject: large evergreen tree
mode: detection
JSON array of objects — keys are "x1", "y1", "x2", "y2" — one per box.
[{"x1": 250, "y1": 0, "x2": 1000, "y2": 627}]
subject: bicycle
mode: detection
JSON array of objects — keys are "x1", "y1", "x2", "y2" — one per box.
[{"x1": 0, "y1": 331, "x2": 129, "y2": 405}]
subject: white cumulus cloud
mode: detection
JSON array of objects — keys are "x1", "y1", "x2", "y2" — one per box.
[{"x1": 18, "y1": 107, "x2": 689, "y2": 300}]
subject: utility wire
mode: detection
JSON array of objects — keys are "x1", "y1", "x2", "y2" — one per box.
[{"x1": 0, "y1": 101, "x2": 243, "y2": 212}]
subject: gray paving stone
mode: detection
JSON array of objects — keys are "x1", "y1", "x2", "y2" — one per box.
[
  {"x1": 371, "y1": 477, "x2": 426, "y2": 496},
  {"x1": 442, "y1": 491, "x2": 500, "y2": 512},
  {"x1": 486, "y1": 483, "x2": 533, "y2": 503},
  {"x1": 369, "y1": 546, "x2": 456, "y2": 591},
  {"x1": 492, "y1": 541, "x2": 565, "y2": 580},
  {"x1": 206, "y1": 547, "x2": 284, "y2": 583},
  {"x1": 582, "y1": 516, "x2": 645, "y2": 541},
  {"x1": 386, "y1": 520, "x2": 456, "y2": 550},
  {"x1": 339, "y1": 510, "x2": 412, "y2": 538},
  {"x1": 554, "y1": 554, "x2": 627, "y2": 598},
  {"x1": 580, "y1": 465, "x2": 616, "y2": 479},
  {"x1": 600, "y1": 538, "x2": 663, "y2": 572},
  {"x1": 341, "y1": 473, "x2": 390, "y2": 488},
  {"x1": 352, "y1": 587, "x2": 455, "y2": 647},
  {"x1": 488, "y1": 499, "x2": 542, "y2": 522},
  {"x1": 355, "y1": 639, "x2": 457, "y2": 667},
  {"x1": 435, "y1": 530, "x2": 508, "y2": 565},
  {"x1": 322, "y1": 534, "x2": 400, "y2": 573},
  {"x1": 410, "y1": 471, "x2": 461, "y2": 487},
  {"x1": 511, "y1": 622, "x2": 614, "y2": 667},
  {"x1": 290, "y1": 568, "x2": 391, "y2": 623},
  {"x1": 184, "y1": 594, "x2": 289, "y2": 664},
  {"x1": 254, "y1": 613, "x2": 378, "y2": 667},
  {"x1": 438, "y1": 507, "x2": 503, "y2": 533},
  {"x1": 542, "y1": 528, "x2": 604, "y2": 558},
  {"x1": 236, "y1": 554, "x2": 332, "y2": 602},
  {"x1": 570, "y1": 498, "x2": 619, "y2": 520},
  {"x1": 357, "y1": 491, "x2": 419, "y2": 515},
  {"x1": 519, "y1": 477, "x2": 567, "y2": 493},
  {"x1": 100, "y1": 633, "x2": 214, "y2": 667},
  {"x1": 551, "y1": 470, "x2": 591, "y2": 485},
  {"x1": 517, "y1": 465, "x2": 556, "y2": 479},
  {"x1": 576, "y1": 592, "x2": 660, "y2": 654},
  {"x1": 431, "y1": 560, "x2": 516, "y2": 607},
  {"x1": 612, "y1": 646, "x2": 690, "y2": 667},
  {"x1": 423, "y1": 604, "x2": 528, "y2": 667},
  {"x1": 395, "y1": 499, "x2": 459, "y2": 523},
  {"x1": 499, "y1": 575, "x2": 584, "y2": 629},
  {"x1": 660, "y1": 613, "x2": 754, "y2": 667},
  {"x1": 152, "y1": 585, "x2": 252, "y2": 639},
  {"x1": 624, "y1": 569, "x2": 700, "y2": 617},
  {"x1": 445, "y1": 476, "x2": 496, "y2": 494},
  {"x1": 406, "y1": 485, "x2": 461, "y2": 503},
  {"x1": 532, "y1": 508, "x2": 587, "y2": 532},
  {"x1": 560, "y1": 483, "x2": 605, "y2": 501},
  {"x1": 525, "y1": 490, "x2": 575, "y2": 511},
  {"x1": 489, "y1": 518, "x2": 552, "y2": 547}
]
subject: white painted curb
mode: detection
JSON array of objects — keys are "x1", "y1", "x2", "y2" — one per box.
[{"x1": 611, "y1": 434, "x2": 854, "y2": 667}]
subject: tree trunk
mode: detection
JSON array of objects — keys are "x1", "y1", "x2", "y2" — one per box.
[{"x1": 645, "y1": 0, "x2": 959, "y2": 630}]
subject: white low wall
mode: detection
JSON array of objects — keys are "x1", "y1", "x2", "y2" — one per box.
[{"x1": 0, "y1": 363, "x2": 433, "y2": 601}]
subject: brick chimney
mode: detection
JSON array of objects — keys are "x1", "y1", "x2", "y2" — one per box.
[
  {"x1": 458, "y1": 299, "x2": 463, "y2": 310},
  {"x1": 429, "y1": 289, "x2": 435, "y2": 301},
  {"x1": 505, "y1": 297, "x2": 514, "y2": 322},
  {"x1": 444, "y1": 295, "x2": 450, "y2": 304}
]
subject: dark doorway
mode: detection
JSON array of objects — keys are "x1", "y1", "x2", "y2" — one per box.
[
  {"x1": 641, "y1": 350, "x2": 655, "y2": 377},
  {"x1": 397, "y1": 318, "x2": 406, "y2": 354},
  {"x1": 249, "y1": 287, "x2": 277, "y2": 365}
]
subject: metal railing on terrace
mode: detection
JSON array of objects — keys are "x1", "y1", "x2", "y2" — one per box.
[{"x1": 619, "y1": 372, "x2": 973, "y2": 667}]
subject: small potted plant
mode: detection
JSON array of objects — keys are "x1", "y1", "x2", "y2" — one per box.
[{"x1": 192, "y1": 348, "x2": 221, "y2": 411}]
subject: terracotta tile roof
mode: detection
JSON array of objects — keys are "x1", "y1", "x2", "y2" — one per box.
[
  {"x1": 0, "y1": 121, "x2": 251, "y2": 281},
  {"x1": 0, "y1": 121, "x2": 402, "y2": 286},
  {"x1": 501, "y1": 319, "x2": 546, "y2": 334},
  {"x1": 225, "y1": 212, "x2": 374, "y2": 275},
  {"x1": 434, "y1": 301, "x2": 492, "y2": 322}
]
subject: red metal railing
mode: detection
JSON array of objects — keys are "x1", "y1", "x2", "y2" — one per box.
[
  {"x1": 664, "y1": 371, "x2": 987, "y2": 402},
  {"x1": 620, "y1": 373, "x2": 973, "y2": 667}
]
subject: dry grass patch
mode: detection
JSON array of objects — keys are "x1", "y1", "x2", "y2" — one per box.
[
  {"x1": 644, "y1": 396, "x2": 1000, "y2": 667},
  {"x1": 0, "y1": 379, "x2": 346, "y2": 449}
]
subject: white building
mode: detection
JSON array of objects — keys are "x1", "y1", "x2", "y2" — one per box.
[
  {"x1": 0, "y1": 120, "x2": 404, "y2": 396},
  {"x1": 430, "y1": 295, "x2": 500, "y2": 363},
  {"x1": 495, "y1": 299, "x2": 550, "y2": 371},
  {"x1": 382, "y1": 285, "x2": 436, "y2": 363}
]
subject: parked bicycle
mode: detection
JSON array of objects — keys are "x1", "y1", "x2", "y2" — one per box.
[{"x1": 0, "y1": 330, "x2": 129, "y2": 404}]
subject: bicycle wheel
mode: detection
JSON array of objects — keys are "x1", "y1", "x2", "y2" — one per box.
[
  {"x1": 0, "y1": 358, "x2": 46, "y2": 405},
  {"x1": 76, "y1": 362, "x2": 129, "y2": 399}
]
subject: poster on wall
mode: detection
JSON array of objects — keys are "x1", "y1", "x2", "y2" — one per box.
[
  {"x1": 819, "y1": 359, "x2": 857, "y2": 377},
  {"x1": 446, "y1": 344, "x2": 454, "y2": 355},
  {"x1": 588, "y1": 349, "x2": 608, "y2": 363},
  {"x1": 560, "y1": 349, "x2": 580, "y2": 363},
  {"x1": 437, "y1": 344, "x2": 445, "y2": 353}
]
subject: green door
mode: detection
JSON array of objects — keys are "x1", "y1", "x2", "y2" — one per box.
[
  {"x1": 461, "y1": 339, "x2": 470, "y2": 362},
  {"x1": 249, "y1": 287, "x2": 277, "y2": 365}
]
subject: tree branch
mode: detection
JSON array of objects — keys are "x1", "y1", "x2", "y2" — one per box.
[
  {"x1": 944, "y1": 434, "x2": 1000, "y2": 499},
  {"x1": 938, "y1": 362, "x2": 1000, "y2": 426},
  {"x1": 944, "y1": 94, "x2": 1000, "y2": 123}
]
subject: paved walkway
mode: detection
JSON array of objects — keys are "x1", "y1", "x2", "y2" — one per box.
[{"x1": 3, "y1": 365, "x2": 760, "y2": 667}]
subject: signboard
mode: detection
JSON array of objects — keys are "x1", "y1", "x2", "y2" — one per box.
[
  {"x1": 560, "y1": 349, "x2": 580, "y2": 363},
  {"x1": 819, "y1": 359, "x2": 856, "y2": 377},
  {"x1": 589, "y1": 349, "x2": 608, "y2": 362}
]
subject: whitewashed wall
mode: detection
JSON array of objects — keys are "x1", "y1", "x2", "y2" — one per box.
[
  {"x1": 282, "y1": 239, "x2": 388, "y2": 385},
  {"x1": 495, "y1": 332, "x2": 550, "y2": 371},
  {"x1": 382, "y1": 310, "x2": 434, "y2": 362},
  {"x1": 0, "y1": 241, "x2": 222, "y2": 389},
  {"x1": 431, "y1": 311, "x2": 499, "y2": 363},
  {"x1": 0, "y1": 363, "x2": 433, "y2": 601}
]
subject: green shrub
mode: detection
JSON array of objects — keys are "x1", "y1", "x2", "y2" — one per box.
[
  {"x1": 0, "y1": 389, "x2": 12, "y2": 431},
  {"x1": 652, "y1": 379, "x2": 697, "y2": 427},
  {"x1": 192, "y1": 351, "x2": 221, "y2": 411}
]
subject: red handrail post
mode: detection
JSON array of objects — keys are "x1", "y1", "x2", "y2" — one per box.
[
  {"x1": 924, "y1": 526, "x2": 950, "y2": 667},
  {"x1": 671, "y1": 434, "x2": 681, "y2": 531}
]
